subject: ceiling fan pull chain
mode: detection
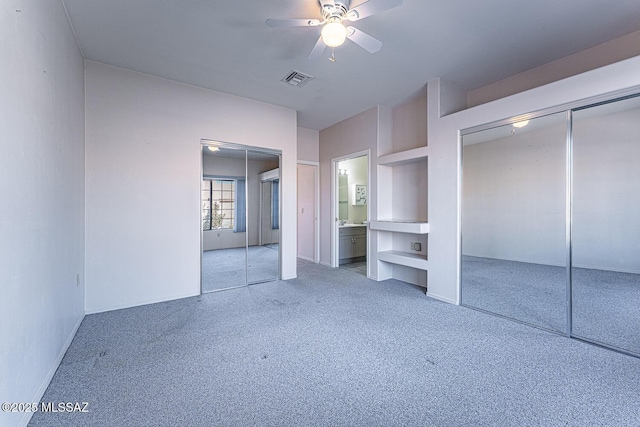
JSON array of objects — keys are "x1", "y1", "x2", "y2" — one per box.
[{"x1": 329, "y1": 48, "x2": 337, "y2": 63}]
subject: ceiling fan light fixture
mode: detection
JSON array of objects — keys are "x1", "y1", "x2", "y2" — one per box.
[
  {"x1": 321, "y1": 20, "x2": 347, "y2": 47},
  {"x1": 513, "y1": 120, "x2": 529, "y2": 128}
]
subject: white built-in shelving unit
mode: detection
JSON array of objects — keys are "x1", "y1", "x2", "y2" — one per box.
[
  {"x1": 377, "y1": 250, "x2": 429, "y2": 270},
  {"x1": 374, "y1": 108, "x2": 429, "y2": 288},
  {"x1": 377, "y1": 145, "x2": 429, "y2": 166},
  {"x1": 370, "y1": 220, "x2": 429, "y2": 234}
]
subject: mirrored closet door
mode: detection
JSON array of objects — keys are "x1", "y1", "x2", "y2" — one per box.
[
  {"x1": 571, "y1": 95, "x2": 640, "y2": 355},
  {"x1": 201, "y1": 143, "x2": 281, "y2": 293},
  {"x1": 461, "y1": 94, "x2": 640, "y2": 358},
  {"x1": 461, "y1": 112, "x2": 568, "y2": 333},
  {"x1": 248, "y1": 149, "x2": 280, "y2": 284}
]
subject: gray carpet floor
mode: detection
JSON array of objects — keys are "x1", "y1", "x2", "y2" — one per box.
[
  {"x1": 340, "y1": 261, "x2": 367, "y2": 276},
  {"x1": 202, "y1": 244, "x2": 279, "y2": 292},
  {"x1": 461, "y1": 256, "x2": 640, "y2": 355},
  {"x1": 30, "y1": 260, "x2": 640, "y2": 426}
]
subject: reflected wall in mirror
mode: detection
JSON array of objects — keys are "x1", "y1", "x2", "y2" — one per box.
[
  {"x1": 572, "y1": 96, "x2": 640, "y2": 355},
  {"x1": 201, "y1": 145, "x2": 281, "y2": 292},
  {"x1": 461, "y1": 112, "x2": 567, "y2": 332},
  {"x1": 338, "y1": 171, "x2": 348, "y2": 221}
]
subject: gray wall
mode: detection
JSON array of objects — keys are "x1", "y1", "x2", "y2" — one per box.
[{"x1": 0, "y1": 2, "x2": 85, "y2": 426}]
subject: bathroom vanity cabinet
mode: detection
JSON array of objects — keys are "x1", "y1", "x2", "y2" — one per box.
[{"x1": 339, "y1": 226, "x2": 367, "y2": 265}]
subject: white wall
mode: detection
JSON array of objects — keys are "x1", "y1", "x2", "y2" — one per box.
[
  {"x1": 297, "y1": 127, "x2": 319, "y2": 162},
  {"x1": 85, "y1": 61, "x2": 297, "y2": 314},
  {"x1": 0, "y1": 2, "x2": 85, "y2": 426},
  {"x1": 391, "y1": 86, "x2": 428, "y2": 154},
  {"x1": 319, "y1": 107, "x2": 378, "y2": 268},
  {"x1": 468, "y1": 29, "x2": 640, "y2": 107},
  {"x1": 428, "y1": 56, "x2": 640, "y2": 304},
  {"x1": 202, "y1": 155, "x2": 278, "y2": 250}
]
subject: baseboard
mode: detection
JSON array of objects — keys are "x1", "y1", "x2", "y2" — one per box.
[
  {"x1": 463, "y1": 253, "x2": 565, "y2": 268},
  {"x1": 320, "y1": 261, "x2": 332, "y2": 268},
  {"x1": 19, "y1": 313, "x2": 84, "y2": 427},
  {"x1": 427, "y1": 292, "x2": 457, "y2": 305},
  {"x1": 297, "y1": 256, "x2": 315, "y2": 263},
  {"x1": 85, "y1": 291, "x2": 199, "y2": 315},
  {"x1": 464, "y1": 254, "x2": 640, "y2": 275}
]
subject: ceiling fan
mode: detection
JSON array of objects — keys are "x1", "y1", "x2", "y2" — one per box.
[{"x1": 266, "y1": 0, "x2": 403, "y2": 60}]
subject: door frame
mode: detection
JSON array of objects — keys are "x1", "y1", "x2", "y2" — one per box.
[
  {"x1": 297, "y1": 161, "x2": 320, "y2": 263},
  {"x1": 331, "y1": 150, "x2": 371, "y2": 275}
]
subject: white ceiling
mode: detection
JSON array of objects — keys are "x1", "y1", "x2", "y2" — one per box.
[{"x1": 62, "y1": 0, "x2": 640, "y2": 130}]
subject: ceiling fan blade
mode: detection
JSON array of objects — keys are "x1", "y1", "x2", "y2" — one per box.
[
  {"x1": 346, "y1": 0, "x2": 403, "y2": 21},
  {"x1": 308, "y1": 36, "x2": 326, "y2": 60},
  {"x1": 346, "y1": 26, "x2": 383, "y2": 53},
  {"x1": 266, "y1": 18, "x2": 321, "y2": 27}
]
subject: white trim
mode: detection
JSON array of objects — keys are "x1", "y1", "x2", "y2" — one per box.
[
  {"x1": 297, "y1": 255, "x2": 315, "y2": 262},
  {"x1": 85, "y1": 292, "x2": 197, "y2": 315},
  {"x1": 427, "y1": 292, "x2": 457, "y2": 304},
  {"x1": 19, "y1": 314, "x2": 85, "y2": 427},
  {"x1": 320, "y1": 261, "x2": 332, "y2": 268},
  {"x1": 258, "y1": 168, "x2": 279, "y2": 182}
]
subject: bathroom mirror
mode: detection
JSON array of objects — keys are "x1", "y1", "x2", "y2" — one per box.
[{"x1": 338, "y1": 172, "x2": 348, "y2": 221}]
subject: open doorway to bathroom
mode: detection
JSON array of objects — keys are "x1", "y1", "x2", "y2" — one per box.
[{"x1": 332, "y1": 152, "x2": 369, "y2": 277}]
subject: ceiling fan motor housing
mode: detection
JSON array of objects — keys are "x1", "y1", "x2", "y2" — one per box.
[{"x1": 321, "y1": 0, "x2": 350, "y2": 20}]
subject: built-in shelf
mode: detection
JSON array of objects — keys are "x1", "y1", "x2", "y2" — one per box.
[
  {"x1": 377, "y1": 250, "x2": 428, "y2": 270},
  {"x1": 370, "y1": 220, "x2": 429, "y2": 234},
  {"x1": 377, "y1": 146, "x2": 429, "y2": 166}
]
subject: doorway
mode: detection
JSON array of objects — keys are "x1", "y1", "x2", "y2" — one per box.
[
  {"x1": 201, "y1": 141, "x2": 281, "y2": 292},
  {"x1": 297, "y1": 162, "x2": 319, "y2": 263},
  {"x1": 332, "y1": 151, "x2": 370, "y2": 276}
]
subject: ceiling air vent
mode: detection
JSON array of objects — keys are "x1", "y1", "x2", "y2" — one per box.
[{"x1": 281, "y1": 70, "x2": 314, "y2": 87}]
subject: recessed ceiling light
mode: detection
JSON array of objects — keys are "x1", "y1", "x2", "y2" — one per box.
[{"x1": 513, "y1": 120, "x2": 529, "y2": 128}]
